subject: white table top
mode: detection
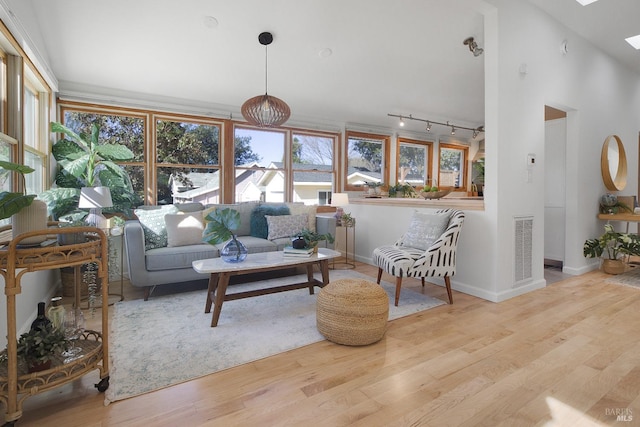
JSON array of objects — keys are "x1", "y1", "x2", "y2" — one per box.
[{"x1": 192, "y1": 248, "x2": 341, "y2": 274}]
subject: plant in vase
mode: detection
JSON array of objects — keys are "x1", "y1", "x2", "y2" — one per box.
[
  {"x1": 296, "y1": 228, "x2": 335, "y2": 251},
  {"x1": 16, "y1": 323, "x2": 68, "y2": 372},
  {"x1": 203, "y1": 208, "x2": 247, "y2": 263},
  {"x1": 583, "y1": 223, "x2": 640, "y2": 274},
  {"x1": 0, "y1": 160, "x2": 48, "y2": 244}
]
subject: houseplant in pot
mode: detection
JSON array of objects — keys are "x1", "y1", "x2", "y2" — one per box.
[
  {"x1": 297, "y1": 228, "x2": 335, "y2": 251},
  {"x1": 17, "y1": 323, "x2": 68, "y2": 372},
  {"x1": 583, "y1": 223, "x2": 640, "y2": 274},
  {"x1": 0, "y1": 160, "x2": 48, "y2": 244},
  {"x1": 203, "y1": 208, "x2": 247, "y2": 263}
]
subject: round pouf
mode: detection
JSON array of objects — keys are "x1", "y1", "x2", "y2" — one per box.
[{"x1": 316, "y1": 278, "x2": 389, "y2": 346}]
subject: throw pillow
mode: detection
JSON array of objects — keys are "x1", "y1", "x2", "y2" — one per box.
[
  {"x1": 250, "y1": 205, "x2": 290, "y2": 239},
  {"x1": 400, "y1": 210, "x2": 451, "y2": 250},
  {"x1": 165, "y1": 211, "x2": 205, "y2": 247},
  {"x1": 134, "y1": 205, "x2": 180, "y2": 250},
  {"x1": 265, "y1": 214, "x2": 309, "y2": 240},
  {"x1": 287, "y1": 203, "x2": 318, "y2": 232}
]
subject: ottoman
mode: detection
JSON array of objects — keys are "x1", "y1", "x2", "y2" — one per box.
[{"x1": 316, "y1": 278, "x2": 389, "y2": 346}]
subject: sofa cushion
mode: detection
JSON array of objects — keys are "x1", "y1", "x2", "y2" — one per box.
[
  {"x1": 286, "y1": 203, "x2": 318, "y2": 232},
  {"x1": 265, "y1": 214, "x2": 308, "y2": 240},
  {"x1": 250, "y1": 204, "x2": 290, "y2": 239},
  {"x1": 203, "y1": 202, "x2": 258, "y2": 236},
  {"x1": 146, "y1": 243, "x2": 218, "y2": 271},
  {"x1": 134, "y1": 205, "x2": 180, "y2": 250},
  {"x1": 165, "y1": 211, "x2": 204, "y2": 247},
  {"x1": 401, "y1": 210, "x2": 451, "y2": 250},
  {"x1": 215, "y1": 235, "x2": 278, "y2": 254}
]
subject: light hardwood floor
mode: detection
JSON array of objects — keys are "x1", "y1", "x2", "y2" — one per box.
[{"x1": 3, "y1": 264, "x2": 640, "y2": 426}]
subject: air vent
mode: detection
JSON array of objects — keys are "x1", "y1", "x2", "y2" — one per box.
[{"x1": 514, "y1": 216, "x2": 533, "y2": 285}]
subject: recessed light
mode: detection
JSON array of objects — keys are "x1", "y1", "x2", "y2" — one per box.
[
  {"x1": 575, "y1": 0, "x2": 598, "y2": 5},
  {"x1": 625, "y1": 35, "x2": 640, "y2": 50},
  {"x1": 203, "y1": 16, "x2": 218, "y2": 28}
]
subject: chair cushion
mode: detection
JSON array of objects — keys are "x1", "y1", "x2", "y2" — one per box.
[
  {"x1": 373, "y1": 245, "x2": 426, "y2": 277},
  {"x1": 401, "y1": 210, "x2": 450, "y2": 250},
  {"x1": 146, "y1": 244, "x2": 218, "y2": 271},
  {"x1": 265, "y1": 214, "x2": 308, "y2": 240},
  {"x1": 134, "y1": 205, "x2": 179, "y2": 250},
  {"x1": 203, "y1": 202, "x2": 258, "y2": 236},
  {"x1": 165, "y1": 211, "x2": 204, "y2": 247}
]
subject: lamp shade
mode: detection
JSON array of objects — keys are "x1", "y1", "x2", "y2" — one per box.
[
  {"x1": 78, "y1": 186, "x2": 113, "y2": 209},
  {"x1": 331, "y1": 193, "x2": 350, "y2": 207}
]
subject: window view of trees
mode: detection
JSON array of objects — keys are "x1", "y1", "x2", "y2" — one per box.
[
  {"x1": 439, "y1": 144, "x2": 467, "y2": 188},
  {"x1": 398, "y1": 138, "x2": 432, "y2": 186},
  {"x1": 345, "y1": 131, "x2": 388, "y2": 190}
]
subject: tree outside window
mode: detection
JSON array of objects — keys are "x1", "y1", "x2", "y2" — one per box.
[
  {"x1": 438, "y1": 143, "x2": 468, "y2": 189},
  {"x1": 345, "y1": 131, "x2": 389, "y2": 191},
  {"x1": 397, "y1": 137, "x2": 432, "y2": 186}
]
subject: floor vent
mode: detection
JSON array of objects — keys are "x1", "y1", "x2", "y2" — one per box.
[{"x1": 514, "y1": 216, "x2": 533, "y2": 286}]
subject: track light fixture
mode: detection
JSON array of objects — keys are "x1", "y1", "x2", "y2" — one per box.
[
  {"x1": 388, "y1": 113, "x2": 483, "y2": 139},
  {"x1": 463, "y1": 37, "x2": 483, "y2": 57},
  {"x1": 399, "y1": 117, "x2": 405, "y2": 127}
]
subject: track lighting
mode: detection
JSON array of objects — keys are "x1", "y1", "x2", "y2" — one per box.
[
  {"x1": 463, "y1": 37, "x2": 483, "y2": 57},
  {"x1": 389, "y1": 113, "x2": 483, "y2": 138}
]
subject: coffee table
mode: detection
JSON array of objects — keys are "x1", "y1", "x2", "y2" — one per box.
[{"x1": 192, "y1": 248, "x2": 341, "y2": 327}]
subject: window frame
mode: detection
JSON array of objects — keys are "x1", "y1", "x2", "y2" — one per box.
[
  {"x1": 396, "y1": 136, "x2": 433, "y2": 187},
  {"x1": 438, "y1": 142, "x2": 469, "y2": 190},
  {"x1": 344, "y1": 130, "x2": 390, "y2": 192}
]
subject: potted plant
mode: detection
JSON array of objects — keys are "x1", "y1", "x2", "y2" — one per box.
[
  {"x1": 364, "y1": 181, "x2": 383, "y2": 196},
  {"x1": 297, "y1": 228, "x2": 335, "y2": 251},
  {"x1": 39, "y1": 121, "x2": 142, "y2": 221},
  {"x1": 17, "y1": 323, "x2": 68, "y2": 372},
  {"x1": 0, "y1": 160, "x2": 48, "y2": 243},
  {"x1": 583, "y1": 223, "x2": 640, "y2": 274},
  {"x1": 340, "y1": 212, "x2": 355, "y2": 227},
  {"x1": 203, "y1": 208, "x2": 247, "y2": 263}
]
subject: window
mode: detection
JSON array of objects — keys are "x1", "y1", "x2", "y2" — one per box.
[
  {"x1": 345, "y1": 131, "x2": 389, "y2": 191},
  {"x1": 156, "y1": 117, "x2": 221, "y2": 204},
  {"x1": 438, "y1": 143, "x2": 468, "y2": 189},
  {"x1": 292, "y1": 132, "x2": 335, "y2": 205},
  {"x1": 234, "y1": 126, "x2": 285, "y2": 203},
  {"x1": 397, "y1": 137, "x2": 433, "y2": 187},
  {"x1": 23, "y1": 70, "x2": 49, "y2": 195}
]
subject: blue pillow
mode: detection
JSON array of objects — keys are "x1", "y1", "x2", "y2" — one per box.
[{"x1": 250, "y1": 205, "x2": 290, "y2": 239}]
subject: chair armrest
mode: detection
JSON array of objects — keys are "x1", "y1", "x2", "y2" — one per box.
[
  {"x1": 315, "y1": 215, "x2": 337, "y2": 249},
  {"x1": 123, "y1": 219, "x2": 148, "y2": 285}
]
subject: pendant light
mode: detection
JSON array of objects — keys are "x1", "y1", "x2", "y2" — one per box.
[{"x1": 241, "y1": 32, "x2": 291, "y2": 127}]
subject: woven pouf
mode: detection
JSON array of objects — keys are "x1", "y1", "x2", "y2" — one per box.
[{"x1": 316, "y1": 278, "x2": 389, "y2": 346}]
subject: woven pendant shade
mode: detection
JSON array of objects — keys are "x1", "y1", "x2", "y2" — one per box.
[
  {"x1": 241, "y1": 31, "x2": 290, "y2": 128},
  {"x1": 241, "y1": 93, "x2": 290, "y2": 128}
]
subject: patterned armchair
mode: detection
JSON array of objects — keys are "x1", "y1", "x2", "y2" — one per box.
[{"x1": 372, "y1": 209, "x2": 465, "y2": 306}]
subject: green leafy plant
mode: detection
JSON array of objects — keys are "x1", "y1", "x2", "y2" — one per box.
[
  {"x1": 0, "y1": 160, "x2": 37, "y2": 220},
  {"x1": 39, "y1": 121, "x2": 142, "y2": 220},
  {"x1": 17, "y1": 323, "x2": 68, "y2": 366},
  {"x1": 203, "y1": 208, "x2": 243, "y2": 258},
  {"x1": 583, "y1": 224, "x2": 640, "y2": 260},
  {"x1": 297, "y1": 228, "x2": 335, "y2": 249},
  {"x1": 340, "y1": 212, "x2": 355, "y2": 227}
]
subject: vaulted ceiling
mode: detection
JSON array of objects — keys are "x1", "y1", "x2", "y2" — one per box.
[{"x1": 23, "y1": 0, "x2": 640, "y2": 139}]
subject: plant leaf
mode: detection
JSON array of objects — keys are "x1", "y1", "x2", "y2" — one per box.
[
  {"x1": 0, "y1": 192, "x2": 36, "y2": 220},
  {"x1": 202, "y1": 208, "x2": 240, "y2": 245},
  {"x1": 51, "y1": 122, "x2": 90, "y2": 151},
  {"x1": 95, "y1": 144, "x2": 135, "y2": 161}
]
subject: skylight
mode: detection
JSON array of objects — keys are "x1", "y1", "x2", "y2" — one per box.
[
  {"x1": 625, "y1": 35, "x2": 640, "y2": 50},
  {"x1": 575, "y1": 0, "x2": 599, "y2": 5}
]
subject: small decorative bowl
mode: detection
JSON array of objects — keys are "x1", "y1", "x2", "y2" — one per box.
[{"x1": 419, "y1": 189, "x2": 452, "y2": 200}]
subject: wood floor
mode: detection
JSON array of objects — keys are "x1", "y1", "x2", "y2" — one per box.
[{"x1": 3, "y1": 264, "x2": 640, "y2": 426}]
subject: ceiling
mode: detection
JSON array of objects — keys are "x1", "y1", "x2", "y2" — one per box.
[{"x1": 23, "y1": 0, "x2": 640, "y2": 139}]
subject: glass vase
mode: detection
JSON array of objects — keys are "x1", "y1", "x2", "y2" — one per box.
[{"x1": 220, "y1": 236, "x2": 248, "y2": 263}]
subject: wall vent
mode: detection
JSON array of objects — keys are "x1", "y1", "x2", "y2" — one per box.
[{"x1": 514, "y1": 216, "x2": 533, "y2": 286}]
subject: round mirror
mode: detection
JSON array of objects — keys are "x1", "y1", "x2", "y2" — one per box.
[{"x1": 601, "y1": 134, "x2": 627, "y2": 191}]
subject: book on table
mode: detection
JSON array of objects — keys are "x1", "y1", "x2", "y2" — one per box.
[{"x1": 283, "y1": 246, "x2": 314, "y2": 257}]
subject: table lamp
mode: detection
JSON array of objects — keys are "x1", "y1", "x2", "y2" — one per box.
[
  {"x1": 79, "y1": 186, "x2": 113, "y2": 229},
  {"x1": 330, "y1": 193, "x2": 350, "y2": 224}
]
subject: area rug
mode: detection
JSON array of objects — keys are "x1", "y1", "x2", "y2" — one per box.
[
  {"x1": 604, "y1": 266, "x2": 640, "y2": 288},
  {"x1": 105, "y1": 270, "x2": 444, "y2": 403}
]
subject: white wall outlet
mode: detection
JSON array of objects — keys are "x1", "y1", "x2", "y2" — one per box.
[{"x1": 527, "y1": 153, "x2": 536, "y2": 167}]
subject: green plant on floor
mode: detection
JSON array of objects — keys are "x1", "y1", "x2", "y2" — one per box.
[
  {"x1": 583, "y1": 223, "x2": 640, "y2": 260},
  {"x1": 39, "y1": 121, "x2": 142, "y2": 220}
]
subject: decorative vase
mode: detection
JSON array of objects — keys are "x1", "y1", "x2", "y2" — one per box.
[
  {"x1": 11, "y1": 199, "x2": 48, "y2": 245},
  {"x1": 220, "y1": 236, "x2": 248, "y2": 263},
  {"x1": 602, "y1": 258, "x2": 625, "y2": 275}
]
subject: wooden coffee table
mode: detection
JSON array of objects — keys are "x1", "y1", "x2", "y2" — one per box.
[{"x1": 192, "y1": 248, "x2": 341, "y2": 327}]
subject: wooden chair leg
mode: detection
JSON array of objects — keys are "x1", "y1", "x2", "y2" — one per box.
[
  {"x1": 143, "y1": 287, "x2": 150, "y2": 301},
  {"x1": 394, "y1": 276, "x2": 403, "y2": 306},
  {"x1": 421, "y1": 277, "x2": 425, "y2": 287},
  {"x1": 376, "y1": 267, "x2": 383, "y2": 284},
  {"x1": 444, "y1": 276, "x2": 453, "y2": 304}
]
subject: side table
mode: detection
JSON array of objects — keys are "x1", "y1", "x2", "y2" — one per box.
[{"x1": 332, "y1": 218, "x2": 356, "y2": 269}]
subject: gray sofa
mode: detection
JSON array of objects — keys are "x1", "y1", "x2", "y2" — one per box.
[{"x1": 124, "y1": 201, "x2": 336, "y2": 299}]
